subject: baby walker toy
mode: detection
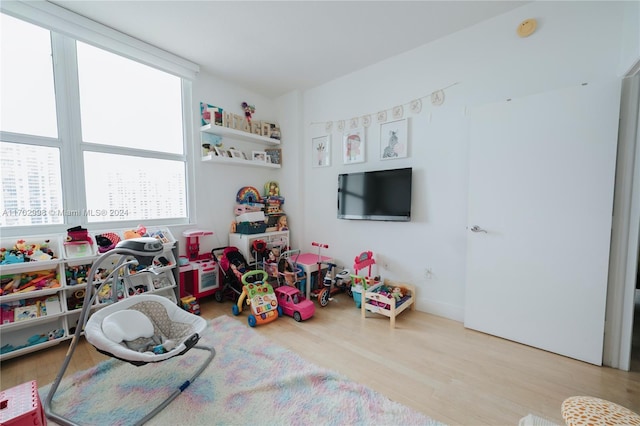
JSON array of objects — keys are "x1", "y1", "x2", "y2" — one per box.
[
  {"x1": 232, "y1": 269, "x2": 281, "y2": 327},
  {"x1": 311, "y1": 242, "x2": 351, "y2": 307}
]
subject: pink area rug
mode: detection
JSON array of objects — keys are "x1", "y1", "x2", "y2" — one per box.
[{"x1": 42, "y1": 315, "x2": 442, "y2": 425}]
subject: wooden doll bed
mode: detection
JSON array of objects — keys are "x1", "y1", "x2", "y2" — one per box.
[{"x1": 361, "y1": 279, "x2": 415, "y2": 328}]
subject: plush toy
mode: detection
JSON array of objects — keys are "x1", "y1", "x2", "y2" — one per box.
[
  {"x1": 392, "y1": 286, "x2": 403, "y2": 302},
  {"x1": 241, "y1": 102, "x2": 255, "y2": 123},
  {"x1": 124, "y1": 224, "x2": 147, "y2": 240},
  {"x1": 48, "y1": 329, "x2": 64, "y2": 340}
]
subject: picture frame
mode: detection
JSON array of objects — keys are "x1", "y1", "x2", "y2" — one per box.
[
  {"x1": 264, "y1": 148, "x2": 281, "y2": 165},
  {"x1": 269, "y1": 123, "x2": 281, "y2": 140},
  {"x1": 229, "y1": 148, "x2": 243, "y2": 159},
  {"x1": 261, "y1": 121, "x2": 271, "y2": 137},
  {"x1": 252, "y1": 151, "x2": 267, "y2": 162},
  {"x1": 312, "y1": 135, "x2": 331, "y2": 168},
  {"x1": 380, "y1": 118, "x2": 408, "y2": 160},
  {"x1": 343, "y1": 127, "x2": 365, "y2": 164},
  {"x1": 214, "y1": 146, "x2": 228, "y2": 157}
]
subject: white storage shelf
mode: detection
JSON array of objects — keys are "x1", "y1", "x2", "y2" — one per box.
[
  {"x1": 0, "y1": 228, "x2": 179, "y2": 361},
  {"x1": 229, "y1": 230, "x2": 290, "y2": 265}
]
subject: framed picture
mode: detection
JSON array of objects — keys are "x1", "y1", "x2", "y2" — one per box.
[
  {"x1": 343, "y1": 127, "x2": 365, "y2": 164},
  {"x1": 214, "y1": 146, "x2": 228, "y2": 157},
  {"x1": 261, "y1": 121, "x2": 271, "y2": 137},
  {"x1": 229, "y1": 148, "x2": 243, "y2": 159},
  {"x1": 312, "y1": 135, "x2": 331, "y2": 168},
  {"x1": 269, "y1": 123, "x2": 281, "y2": 140},
  {"x1": 252, "y1": 151, "x2": 267, "y2": 162},
  {"x1": 380, "y1": 118, "x2": 408, "y2": 160},
  {"x1": 265, "y1": 148, "x2": 281, "y2": 165}
]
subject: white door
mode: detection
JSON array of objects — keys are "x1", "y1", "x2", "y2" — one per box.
[{"x1": 464, "y1": 81, "x2": 621, "y2": 365}]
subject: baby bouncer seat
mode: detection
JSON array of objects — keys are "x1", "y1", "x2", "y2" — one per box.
[{"x1": 44, "y1": 238, "x2": 215, "y2": 426}]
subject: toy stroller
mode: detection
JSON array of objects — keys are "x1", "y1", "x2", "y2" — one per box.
[{"x1": 211, "y1": 246, "x2": 251, "y2": 302}]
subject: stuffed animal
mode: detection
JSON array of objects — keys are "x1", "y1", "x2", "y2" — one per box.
[
  {"x1": 392, "y1": 286, "x2": 403, "y2": 302},
  {"x1": 241, "y1": 101, "x2": 255, "y2": 123}
]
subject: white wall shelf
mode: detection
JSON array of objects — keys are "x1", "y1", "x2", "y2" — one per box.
[
  {"x1": 201, "y1": 154, "x2": 281, "y2": 169},
  {"x1": 200, "y1": 124, "x2": 281, "y2": 146}
]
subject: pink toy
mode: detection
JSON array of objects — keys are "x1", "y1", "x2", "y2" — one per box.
[
  {"x1": 275, "y1": 285, "x2": 315, "y2": 322},
  {"x1": 352, "y1": 251, "x2": 378, "y2": 288}
]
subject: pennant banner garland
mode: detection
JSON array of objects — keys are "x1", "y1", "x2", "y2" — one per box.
[{"x1": 310, "y1": 82, "x2": 459, "y2": 132}]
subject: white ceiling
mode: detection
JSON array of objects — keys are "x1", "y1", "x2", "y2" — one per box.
[{"x1": 50, "y1": 1, "x2": 530, "y2": 98}]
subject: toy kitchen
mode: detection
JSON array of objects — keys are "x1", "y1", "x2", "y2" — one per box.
[{"x1": 179, "y1": 230, "x2": 219, "y2": 300}]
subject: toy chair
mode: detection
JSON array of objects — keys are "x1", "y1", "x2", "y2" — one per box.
[{"x1": 232, "y1": 270, "x2": 281, "y2": 327}]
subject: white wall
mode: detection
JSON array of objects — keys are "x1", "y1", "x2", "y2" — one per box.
[
  {"x1": 183, "y1": 2, "x2": 636, "y2": 322},
  {"x1": 297, "y1": 1, "x2": 632, "y2": 321},
  {"x1": 180, "y1": 72, "x2": 281, "y2": 253}
]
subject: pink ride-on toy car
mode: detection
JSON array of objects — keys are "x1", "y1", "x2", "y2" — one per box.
[{"x1": 275, "y1": 286, "x2": 315, "y2": 322}]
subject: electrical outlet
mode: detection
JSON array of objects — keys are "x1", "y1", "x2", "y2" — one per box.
[{"x1": 425, "y1": 268, "x2": 433, "y2": 279}]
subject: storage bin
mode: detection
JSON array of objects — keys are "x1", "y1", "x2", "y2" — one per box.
[
  {"x1": 236, "y1": 221, "x2": 267, "y2": 235},
  {"x1": 352, "y1": 286, "x2": 363, "y2": 308}
]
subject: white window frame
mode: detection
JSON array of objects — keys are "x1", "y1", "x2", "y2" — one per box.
[{"x1": 1, "y1": 2, "x2": 199, "y2": 238}]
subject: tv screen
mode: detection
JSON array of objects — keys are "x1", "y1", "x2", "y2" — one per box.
[{"x1": 337, "y1": 167, "x2": 412, "y2": 221}]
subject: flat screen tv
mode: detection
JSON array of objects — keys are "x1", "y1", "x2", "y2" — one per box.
[{"x1": 337, "y1": 167, "x2": 412, "y2": 221}]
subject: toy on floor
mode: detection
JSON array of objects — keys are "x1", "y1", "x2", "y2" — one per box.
[
  {"x1": 310, "y1": 242, "x2": 351, "y2": 307},
  {"x1": 361, "y1": 279, "x2": 416, "y2": 329},
  {"x1": 350, "y1": 251, "x2": 380, "y2": 308},
  {"x1": 276, "y1": 249, "x2": 305, "y2": 291},
  {"x1": 212, "y1": 246, "x2": 250, "y2": 302},
  {"x1": 275, "y1": 285, "x2": 315, "y2": 322},
  {"x1": 232, "y1": 269, "x2": 281, "y2": 327}
]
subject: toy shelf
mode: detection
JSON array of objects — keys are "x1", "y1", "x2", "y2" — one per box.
[{"x1": 0, "y1": 228, "x2": 179, "y2": 361}]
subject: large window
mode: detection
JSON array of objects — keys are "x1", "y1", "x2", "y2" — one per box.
[{"x1": 0, "y1": 12, "x2": 190, "y2": 230}]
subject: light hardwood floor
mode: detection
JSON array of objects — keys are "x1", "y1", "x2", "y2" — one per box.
[{"x1": 2, "y1": 293, "x2": 639, "y2": 425}]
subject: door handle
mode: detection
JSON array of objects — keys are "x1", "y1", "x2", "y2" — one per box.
[{"x1": 470, "y1": 225, "x2": 487, "y2": 233}]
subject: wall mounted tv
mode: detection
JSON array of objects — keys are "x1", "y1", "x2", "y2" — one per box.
[{"x1": 337, "y1": 167, "x2": 412, "y2": 221}]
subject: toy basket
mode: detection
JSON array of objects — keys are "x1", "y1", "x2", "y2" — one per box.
[{"x1": 236, "y1": 221, "x2": 267, "y2": 235}]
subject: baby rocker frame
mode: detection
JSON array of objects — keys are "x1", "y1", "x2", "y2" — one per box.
[{"x1": 44, "y1": 238, "x2": 216, "y2": 426}]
